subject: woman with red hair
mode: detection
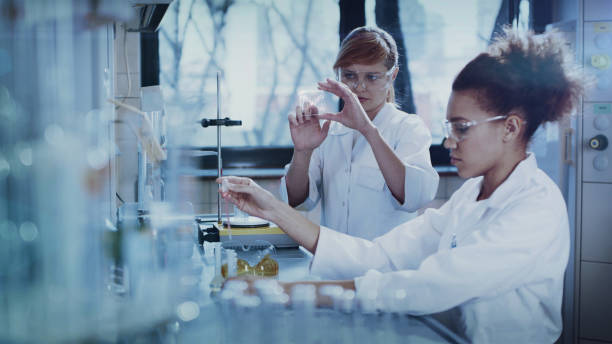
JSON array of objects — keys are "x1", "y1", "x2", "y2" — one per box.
[{"x1": 281, "y1": 26, "x2": 439, "y2": 240}]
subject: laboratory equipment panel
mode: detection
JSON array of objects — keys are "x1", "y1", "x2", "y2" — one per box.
[
  {"x1": 583, "y1": 21, "x2": 612, "y2": 102},
  {"x1": 575, "y1": 0, "x2": 612, "y2": 343},
  {"x1": 582, "y1": 103, "x2": 612, "y2": 182}
]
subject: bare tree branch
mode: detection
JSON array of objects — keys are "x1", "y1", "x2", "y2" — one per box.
[
  {"x1": 160, "y1": 0, "x2": 196, "y2": 104},
  {"x1": 161, "y1": 0, "x2": 333, "y2": 146},
  {"x1": 191, "y1": 11, "x2": 212, "y2": 52},
  {"x1": 170, "y1": 3, "x2": 181, "y2": 101},
  {"x1": 269, "y1": 0, "x2": 315, "y2": 144},
  {"x1": 246, "y1": 3, "x2": 282, "y2": 145},
  {"x1": 180, "y1": 0, "x2": 196, "y2": 43},
  {"x1": 195, "y1": 0, "x2": 230, "y2": 114},
  {"x1": 270, "y1": 2, "x2": 323, "y2": 82},
  {"x1": 194, "y1": 1, "x2": 223, "y2": 92}
]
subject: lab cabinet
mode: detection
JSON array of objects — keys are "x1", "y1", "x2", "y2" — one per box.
[
  {"x1": 572, "y1": 2, "x2": 612, "y2": 343},
  {"x1": 582, "y1": 103, "x2": 612, "y2": 183},
  {"x1": 579, "y1": 262, "x2": 612, "y2": 341},
  {"x1": 580, "y1": 183, "x2": 612, "y2": 263}
]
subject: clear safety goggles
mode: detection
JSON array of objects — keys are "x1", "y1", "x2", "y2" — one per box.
[
  {"x1": 338, "y1": 66, "x2": 396, "y2": 90},
  {"x1": 442, "y1": 115, "x2": 508, "y2": 142}
]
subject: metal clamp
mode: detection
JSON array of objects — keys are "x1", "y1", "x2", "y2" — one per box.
[{"x1": 199, "y1": 117, "x2": 242, "y2": 128}]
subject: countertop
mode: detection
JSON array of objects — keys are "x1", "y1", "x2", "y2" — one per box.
[{"x1": 175, "y1": 243, "x2": 468, "y2": 344}]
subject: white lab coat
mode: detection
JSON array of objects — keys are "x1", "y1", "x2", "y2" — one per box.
[
  {"x1": 280, "y1": 103, "x2": 439, "y2": 239},
  {"x1": 310, "y1": 153, "x2": 569, "y2": 343}
]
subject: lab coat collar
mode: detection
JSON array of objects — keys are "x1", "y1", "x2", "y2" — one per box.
[
  {"x1": 477, "y1": 152, "x2": 538, "y2": 209},
  {"x1": 371, "y1": 102, "x2": 394, "y2": 128},
  {"x1": 327, "y1": 103, "x2": 395, "y2": 166}
]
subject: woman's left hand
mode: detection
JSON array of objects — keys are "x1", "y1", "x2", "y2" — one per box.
[{"x1": 315, "y1": 78, "x2": 376, "y2": 135}]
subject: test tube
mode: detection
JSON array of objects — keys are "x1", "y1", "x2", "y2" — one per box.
[
  {"x1": 203, "y1": 241, "x2": 214, "y2": 261},
  {"x1": 209, "y1": 242, "x2": 223, "y2": 292},
  {"x1": 225, "y1": 249, "x2": 237, "y2": 278},
  {"x1": 233, "y1": 294, "x2": 262, "y2": 341},
  {"x1": 319, "y1": 284, "x2": 344, "y2": 311},
  {"x1": 223, "y1": 279, "x2": 249, "y2": 294},
  {"x1": 291, "y1": 284, "x2": 317, "y2": 343},
  {"x1": 254, "y1": 279, "x2": 289, "y2": 343},
  {"x1": 218, "y1": 287, "x2": 239, "y2": 342},
  {"x1": 339, "y1": 289, "x2": 357, "y2": 343},
  {"x1": 357, "y1": 290, "x2": 381, "y2": 343},
  {"x1": 318, "y1": 285, "x2": 346, "y2": 342}
]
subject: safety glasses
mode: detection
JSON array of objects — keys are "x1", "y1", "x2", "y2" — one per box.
[
  {"x1": 442, "y1": 115, "x2": 508, "y2": 142},
  {"x1": 338, "y1": 66, "x2": 396, "y2": 90}
]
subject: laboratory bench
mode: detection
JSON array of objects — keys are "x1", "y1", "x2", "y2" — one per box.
[
  {"x1": 166, "y1": 243, "x2": 468, "y2": 344},
  {"x1": 0, "y1": 233, "x2": 466, "y2": 343}
]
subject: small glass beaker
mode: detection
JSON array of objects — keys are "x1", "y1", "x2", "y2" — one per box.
[{"x1": 297, "y1": 89, "x2": 335, "y2": 115}]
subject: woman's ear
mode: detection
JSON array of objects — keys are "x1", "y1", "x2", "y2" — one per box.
[
  {"x1": 502, "y1": 114, "x2": 524, "y2": 142},
  {"x1": 391, "y1": 66, "x2": 399, "y2": 82}
]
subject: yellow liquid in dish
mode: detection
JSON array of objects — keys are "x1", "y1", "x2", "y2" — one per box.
[{"x1": 221, "y1": 254, "x2": 278, "y2": 278}]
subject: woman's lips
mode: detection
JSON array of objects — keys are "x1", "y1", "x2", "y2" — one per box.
[
  {"x1": 450, "y1": 156, "x2": 461, "y2": 164},
  {"x1": 358, "y1": 97, "x2": 368, "y2": 102}
]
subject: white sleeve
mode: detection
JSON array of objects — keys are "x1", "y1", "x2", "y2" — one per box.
[
  {"x1": 279, "y1": 147, "x2": 323, "y2": 211},
  {"x1": 309, "y1": 201, "x2": 449, "y2": 280},
  {"x1": 354, "y1": 197, "x2": 569, "y2": 315},
  {"x1": 386, "y1": 117, "x2": 439, "y2": 212}
]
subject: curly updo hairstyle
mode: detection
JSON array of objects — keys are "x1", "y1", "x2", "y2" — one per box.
[{"x1": 452, "y1": 27, "x2": 584, "y2": 142}]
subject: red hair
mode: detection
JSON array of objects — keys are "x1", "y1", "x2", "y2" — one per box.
[{"x1": 334, "y1": 27, "x2": 399, "y2": 103}]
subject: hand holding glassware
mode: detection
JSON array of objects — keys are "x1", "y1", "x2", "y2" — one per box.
[
  {"x1": 315, "y1": 78, "x2": 374, "y2": 135},
  {"x1": 288, "y1": 89, "x2": 334, "y2": 152},
  {"x1": 298, "y1": 89, "x2": 327, "y2": 119}
]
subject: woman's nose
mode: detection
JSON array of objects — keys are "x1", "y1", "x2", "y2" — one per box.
[
  {"x1": 349, "y1": 79, "x2": 366, "y2": 90},
  {"x1": 443, "y1": 137, "x2": 457, "y2": 149}
]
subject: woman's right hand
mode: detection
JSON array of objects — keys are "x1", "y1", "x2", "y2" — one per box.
[
  {"x1": 217, "y1": 176, "x2": 279, "y2": 222},
  {"x1": 219, "y1": 176, "x2": 322, "y2": 254},
  {"x1": 288, "y1": 103, "x2": 331, "y2": 152}
]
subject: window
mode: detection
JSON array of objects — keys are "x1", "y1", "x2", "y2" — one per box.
[
  {"x1": 402, "y1": 0, "x2": 501, "y2": 143},
  {"x1": 159, "y1": 0, "x2": 339, "y2": 147},
  {"x1": 158, "y1": 0, "x2": 502, "y2": 147}
]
